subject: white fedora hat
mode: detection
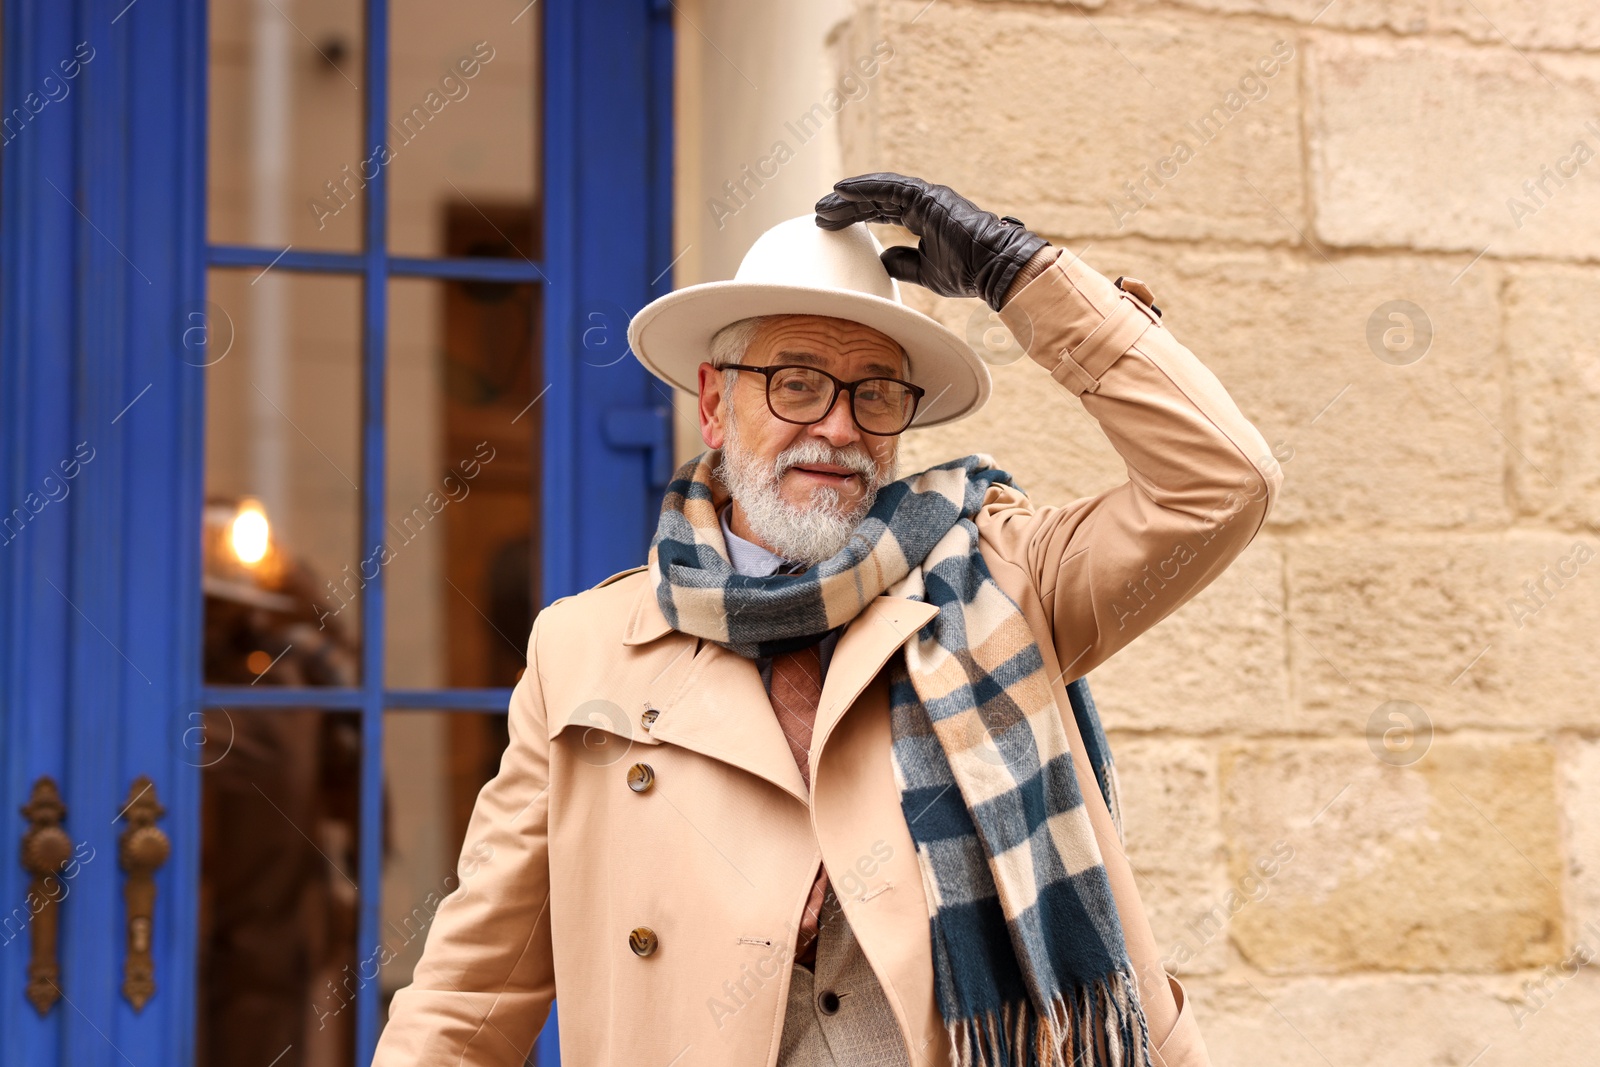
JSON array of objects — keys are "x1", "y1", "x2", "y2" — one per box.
[{"x1": 627, "y1": 215, "x2": 991, "y2": 429}]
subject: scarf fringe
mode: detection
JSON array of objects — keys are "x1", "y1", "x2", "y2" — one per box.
[{"x1": 946, "y1": 970, "x2": 1151, "y2": 1067}]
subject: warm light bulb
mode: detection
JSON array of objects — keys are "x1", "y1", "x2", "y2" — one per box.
[{"x1": 230, "y1": 501, "x2": 270, "y2": 565}]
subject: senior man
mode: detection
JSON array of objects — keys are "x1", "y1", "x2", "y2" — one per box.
[{"x1": 373, "y1": 174, "x2": 1280, "y2": 1067}]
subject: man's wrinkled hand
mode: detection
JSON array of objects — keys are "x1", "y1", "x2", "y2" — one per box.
[{"x1": 814, "y1": 172, "x2": 1050, "y2": 312}]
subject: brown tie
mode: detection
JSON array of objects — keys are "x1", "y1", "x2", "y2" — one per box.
[{"x1": 769, "y1": 641, "x2": 830, "y2": 966}]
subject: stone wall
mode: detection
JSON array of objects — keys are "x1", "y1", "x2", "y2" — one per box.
[{"x1": 679, "y1": 1, "x2": 1600, "y2": 1061}]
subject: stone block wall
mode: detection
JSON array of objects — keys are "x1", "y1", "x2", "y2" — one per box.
[{"x1": 678, "y1": 1, "x2": 1600, "y2": 1060}]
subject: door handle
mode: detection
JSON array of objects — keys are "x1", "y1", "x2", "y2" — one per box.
[
  {"x1": 602, "y1": 404, "x2": 675, "y2": 489},
  {"x1": 19, "y1": 776, "x2": 73, "y2": 1015},
  {"x1": 117, "y1": 776, "x2": 170, "y2": 1012}
]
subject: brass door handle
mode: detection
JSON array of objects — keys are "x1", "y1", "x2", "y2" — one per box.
[
  {"x1": 19, "y1": 777, "x2": 74, "y2": 1015},
  {"x1": 117, "y1": 776, "x2": 170, "y2": 1012}
]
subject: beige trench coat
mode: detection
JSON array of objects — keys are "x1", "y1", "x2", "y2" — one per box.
[{"x1": 374, "y1": 249, "x2": 1282, "y2": 1067}]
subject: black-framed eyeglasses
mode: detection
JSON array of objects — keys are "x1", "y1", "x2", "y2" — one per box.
[{"x1": 721, "y1": 363, "x2": 925, "y2": 436}]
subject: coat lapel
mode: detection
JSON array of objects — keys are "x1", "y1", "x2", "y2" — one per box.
[
  {"x1": 652, "y1": 639, "x2": 810, "y2": 803},
  {"x1": 812, "y1": 595, "x2": 938, "y2": 763},
  {"x1": 624, "y1": 577, "x2": 807, "y2": 803},
  {"x1": 619, "y1": 573, "x2": 948, "y2": 1061},
  {"x1": 619, "y1": 577, "x2": 937, "y2": 804}
]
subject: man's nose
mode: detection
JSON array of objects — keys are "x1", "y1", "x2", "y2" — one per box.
[{"x1": 807, "y1": 392, "x2": 861, "y2": 448}]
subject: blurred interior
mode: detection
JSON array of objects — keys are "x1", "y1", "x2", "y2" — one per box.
[{"x1": 199, "y1": 0, "x2": 540, "y2": 1063}]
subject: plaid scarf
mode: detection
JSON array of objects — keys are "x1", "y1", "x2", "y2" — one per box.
[{"x1": 649, "y1": 449, "x2": 1151, "y2": 1067}]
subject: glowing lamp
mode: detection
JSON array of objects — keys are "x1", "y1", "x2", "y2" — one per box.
[{"x1": 229, "y1": 500, "x2": 270, "y2": 565}]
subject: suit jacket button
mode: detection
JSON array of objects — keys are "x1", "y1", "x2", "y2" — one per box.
[
  {"x1": 627, "y1": 763, "x2": 655, "y2": 792},
  {"x1": 629, "y1": 927, "x2": 658, "y2": 956},
  {"x1": 640, "y1": 708, "x2": 659, "y2": 729},
  {"x1": 817, "y1": 990, "x2": 842, "y2": 1015}
]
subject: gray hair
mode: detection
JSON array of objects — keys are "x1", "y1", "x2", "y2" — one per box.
[
  {"x1": 708, "y1": 315, "x2": 912, "y2": 396},
  {"x1": 709, "y1": 316, "x2": 775, "y2": 394}
]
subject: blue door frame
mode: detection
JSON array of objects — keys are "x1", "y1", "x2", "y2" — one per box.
[{"x1": 0, "y1": 0, "x2": 674, "y2": 1063}]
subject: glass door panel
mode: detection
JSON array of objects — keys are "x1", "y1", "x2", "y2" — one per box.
[
  {"x1": 203, "y1": 268, "x2": 365, "y2": 681},
  {"x1": 377, "y1": 709, "x2": 510, "y2": 1033},
  {"x1": 386, "y1": 0, "x2": 540, "y2": 259},
  {"x1": 195, "y1": 709, "x2": 363, "y2": 1067},
  {"x1": 192, "y1": 0, "x2": 664, "y2": 1062},
  {"x1": 203, "y1": 0, "x2": 549, "y2": 1061},
  {"x1": 208, "y1": 0, "x2": 367, "y2": 252},
  {"x1": 384, "y1": 273, "x2": 540, "y2": 690}
]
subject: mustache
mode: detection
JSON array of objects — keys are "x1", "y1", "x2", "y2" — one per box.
[{"x1": 772, "y1": 440, "x2": 880, "y2": 482}]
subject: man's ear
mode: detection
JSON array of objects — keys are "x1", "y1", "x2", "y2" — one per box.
[{"x1": 697, "y1": 362, "x2": 725, "y2": 448}]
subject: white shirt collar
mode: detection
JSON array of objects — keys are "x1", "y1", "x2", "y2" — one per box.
[{"x1": 719, "y1": 502, "x2": 788, "y2": 577}]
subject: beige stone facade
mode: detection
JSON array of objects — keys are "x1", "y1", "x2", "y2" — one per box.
[{"x1": 676, "y1": 1, "x2": 1600, "y2": 1062}]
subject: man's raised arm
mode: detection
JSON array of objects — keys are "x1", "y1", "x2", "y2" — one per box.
[
  {"x1": 984, "y1": 241, "x2": 1283, "y2": 681},
  {"x1": 816, "y1": 172, "x2": 1281, "y2": 682}
]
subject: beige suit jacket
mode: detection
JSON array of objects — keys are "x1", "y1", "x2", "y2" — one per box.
[{"x1": 373, "y1": 248, "x2": 1282, "y2": 1066}]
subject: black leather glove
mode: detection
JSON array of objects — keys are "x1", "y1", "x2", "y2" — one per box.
[{"x1": 814, "y1": 172, "x2": 1050, "y2": 312}]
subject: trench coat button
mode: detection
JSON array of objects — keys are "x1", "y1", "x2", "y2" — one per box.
[
  {"x1": 626, "y1": 763, "x2": 655, "y2": 792},
  {"x1": 640, "y1": 708, "x2": 659, "y2": 729},
  {"x1": 629, "y1": 927, "x2": 658, "y2": 957},
  {"x1": 817, "y1": 989, "x2": 842, "y2": 1015}
]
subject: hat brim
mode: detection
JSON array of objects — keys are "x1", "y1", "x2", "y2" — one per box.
[{"x1": 626, "y1": 281, "x2": 992, "y2": 429}]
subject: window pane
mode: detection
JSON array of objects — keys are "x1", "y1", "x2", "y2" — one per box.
[
  {"x1": 204, "y1": 269, "x2": 364, "y2": 682},
  {"x1": 197, "y1": 708, "x2": 362, "y2": 1067},
  {"x1": 387, "y1": 0, "x2": 539, "y2": 258},
  {"x1": 379, "y1": 710, "x2": 511, "y2": 1021},
  {"x1": 209, "y1": 0, "x2": 366, "y2": 251},
  {"x1": 385, "y1": 275, "x2": 541, "y2": 688}
]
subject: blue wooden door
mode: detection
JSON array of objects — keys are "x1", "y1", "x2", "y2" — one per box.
[{"x1": 0, "y1": 1, "x2": 673, "y2": 1064}]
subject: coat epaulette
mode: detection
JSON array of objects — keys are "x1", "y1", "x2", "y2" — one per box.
[{"x1": 593, "y1": 564, "x2": 648, "y2": 590}]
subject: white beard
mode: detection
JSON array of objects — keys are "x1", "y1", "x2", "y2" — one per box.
[{"x1": 714, "y1": 404, "x2": 897, "y2": 567}]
